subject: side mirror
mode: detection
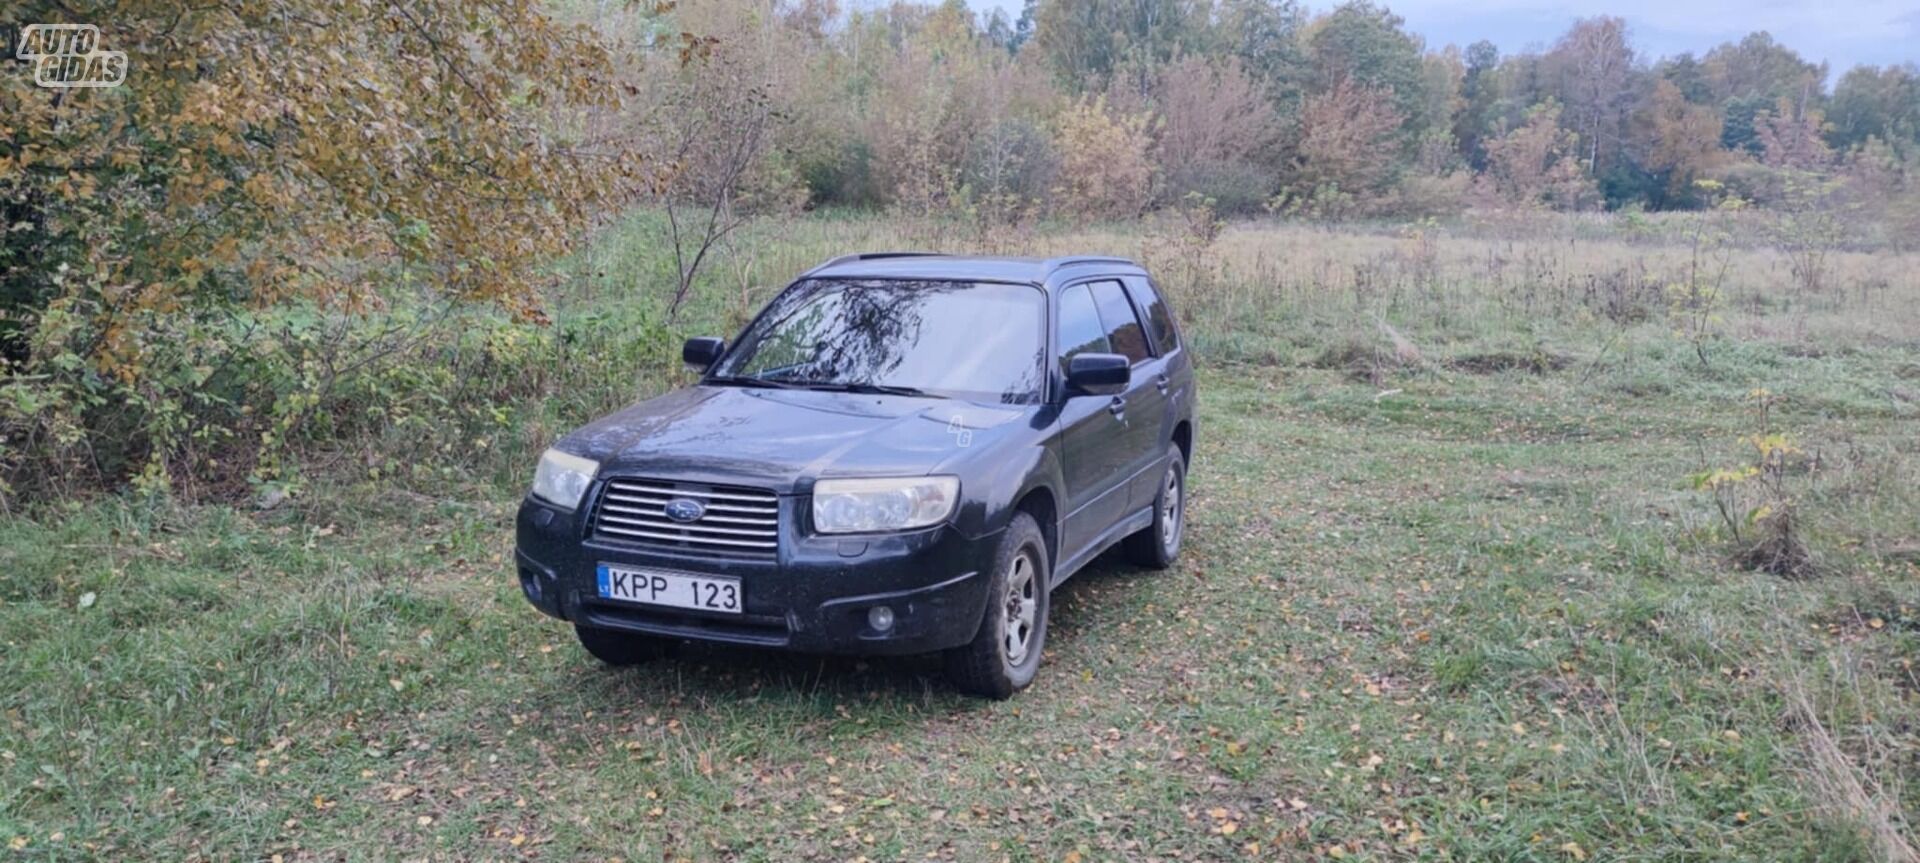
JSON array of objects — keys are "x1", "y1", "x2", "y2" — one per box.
[
  {"x1": 1064, "y1": 353, "x2": 1130, "y2": 397},
  {"x1": 683, "y1": 337, "x2": 725, "y2": 369}
]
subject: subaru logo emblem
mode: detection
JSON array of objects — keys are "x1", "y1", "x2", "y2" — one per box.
[{"x1": 663, "y1": 497, "x2": 706, "y2": 523}]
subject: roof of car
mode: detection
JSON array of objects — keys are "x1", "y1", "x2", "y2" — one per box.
[{"x1": 801, "y1": 252, "x2": 1145, "y2": 284}]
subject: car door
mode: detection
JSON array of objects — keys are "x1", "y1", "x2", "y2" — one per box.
[
  {"x1": 1087, "y1": 279, "x2": 1168, "y2": 512},
  {"x1": 1119, "y1": 275, "x2": 1182, "y2": 501},
  {"x1": 1054, "y1": 281, "x2": 1131, "y2": 558}
]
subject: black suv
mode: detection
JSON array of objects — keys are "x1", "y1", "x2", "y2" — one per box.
[{"x1": 514, "y1": 253, "x2": 1195, "y2": 697}]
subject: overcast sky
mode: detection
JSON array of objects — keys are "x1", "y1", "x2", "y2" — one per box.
[{"x1": 960, "y1": 0, "x2": 1920, "y2": 77}]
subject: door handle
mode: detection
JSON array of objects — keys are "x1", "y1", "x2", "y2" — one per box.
[
  {"x1": 1155, "y1": 373, "x2": 1170, "y2": 394},
  {"x1": 1107, "y1": 396, "x2": 1126, "y2": 418}
]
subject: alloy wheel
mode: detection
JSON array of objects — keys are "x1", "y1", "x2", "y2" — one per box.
[{"x1": 1002, "y1": 549, "x2": 1038, "y2": 666}]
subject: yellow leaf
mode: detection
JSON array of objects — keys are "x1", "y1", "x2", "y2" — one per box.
[{"x1": 1560, "y1": 842, "x2": 1588, "y2": 860}]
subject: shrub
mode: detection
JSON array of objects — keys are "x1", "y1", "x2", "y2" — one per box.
[{"x1": 1051, "y1": 97, "x2": 1157, "y2": 220}]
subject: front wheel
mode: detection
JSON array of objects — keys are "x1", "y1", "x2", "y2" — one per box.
[
  {"x1": 944, "y1": 512, "x2": 1050, "y2": 699},
  {"x1": 1123, "y1": 444, "x2": 1186, "y2": 569}
]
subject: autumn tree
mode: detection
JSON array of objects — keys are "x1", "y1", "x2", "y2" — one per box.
[
  {"x1": 1052, "y1": 96, "x2": 1156, "y2": 219},
  {"x1": 1, "y1": 0, "x2": 647, "y2": 495},
  {"x1": 1302, "y1": 1, "x2": 1430, "y2": 148},
  {"x1": 1286, "y1": 76, "x2": 1405, "y2": 211},
  {"x1": 1153, "y1": 57, "x2": 1281, "y2": 212},
  {"x1": 1480, "y1": 102, "x2": 1598, "y2": 210},
  {"x1": 1640, "y1": 79, "x2": 1725, "y2": 206},
  {"x1": 1754, "y1": 98, "x2": 1835, "y2": 170},
  {"x1": 1702, "y1": 33, "x2": 1826, "y2": 153},
  {"x1": 1544, "y1": 16, "x2": 1637, "y2": 177}
]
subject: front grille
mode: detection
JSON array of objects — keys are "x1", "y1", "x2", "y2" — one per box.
[{"x1": 591, "y1": 477, "x2": 780, "y2": 557}]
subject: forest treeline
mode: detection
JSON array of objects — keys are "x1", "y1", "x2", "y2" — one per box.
[{"x1": 632, "y1": 0, "x2": 1920, "y2": 222}]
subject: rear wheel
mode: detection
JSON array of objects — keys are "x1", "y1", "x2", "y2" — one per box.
[
  {"x1": 1123, "y1": 444, "x2": 1186, "y2": 569},
  {"x1": 574, "y1": 624, "x2": 676, "y2": 666},
  {"x1": 944, "y1": 512, "x2": 1050, "y2": 699}
]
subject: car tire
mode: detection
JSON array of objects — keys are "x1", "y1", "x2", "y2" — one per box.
[
  {"x1": 574, "y1": 624, "x2": 676, "y2": 666},
  {"x1": 1123, "y1": 444, "x2": 1186, "y2": 570},
  {"x1": 944, "y1": 512, "x2": 1050, "y2": 699}
]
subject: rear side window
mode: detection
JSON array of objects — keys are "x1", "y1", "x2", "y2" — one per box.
[
  {"x1": 1090, "y1": 280, "x2": 1151, "y2": 364},
  {"x1": 1124, "y1": 276, "x2": 1179, "y2": 353},
  {"x1": 1056, "y1": 283, "x2": 1110, "y2": 373}
]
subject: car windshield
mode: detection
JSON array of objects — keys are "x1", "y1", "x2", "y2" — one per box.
[{"x1": 710, "y1": 278, "x2": 1045, "y2": 405}]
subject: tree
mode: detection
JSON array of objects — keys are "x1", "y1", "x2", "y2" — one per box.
[
  {"x1": 1153, "y1": 57, "x2": 1282, "y2": 211},
  {"x1": 1701, "y1": 32, "x2": 1827, "y2": 107},
  {"x1": 1481, "y1": 102, "x2": 1598, "y2": 210},
  {"x1": 1827, "y1": 65, "x2": 1920, "y2": 152},
  {"x1": 1210, "y1": 0, "x2": 1308, "y2": 108},
  {"x1": 1639, "y1": 79, "x2": 1725, "y2": 206},
  {"x1": 1701, "y1": 32, "x2": 1826, "y2": 154},
  {"x1": 1052, "y1": 97, "x2": 1157, "y2": 219},
  {"x1": 1544, "y1": 16, "x2": 1637, "y2": 177},
  {"x1": 1033, "y1": 0, "x2": 1202, "y2": 90},
  {"x1": 1754, "y1": 98, "x2": 1834, "y2": 170},
  {"x1": 650, "y1": 35, "x2": 798, "y2": 318},
  {"x1": 1, "y1": 0, "x2": 648, "y2": 495},
  {"x1": 1302, "y1": 1, "x2": 1429, "y2": 145},
  {"x1": 1289, "y1": 76, "x2": 1406, "y2": 203},
  {"x1": 1657, "y1": 53, "x2": 1714, "y2": 104},
  {"x1": 1456, "y1": 40, "x2": 1503, "y2": 169}
]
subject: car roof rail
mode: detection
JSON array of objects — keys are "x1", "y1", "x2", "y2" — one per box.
[
  {"x1": 806, "y1": 251, "x2": 946, "y2": 274},
  {"x1": 1044, "y1": 255, "x2": 1139, "y2": 273}
]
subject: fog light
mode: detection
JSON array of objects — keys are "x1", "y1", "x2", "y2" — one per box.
[{"x1": 867, "y1": 605, "x2": 895, "y2": 633}]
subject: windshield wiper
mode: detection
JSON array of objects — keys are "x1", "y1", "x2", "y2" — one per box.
[
  {"x1": 805, "y1": 381, "x2": 936, "y2": 398},
  {"x1": 706, "y1": 375, "x2": 804, "y2": 389}
]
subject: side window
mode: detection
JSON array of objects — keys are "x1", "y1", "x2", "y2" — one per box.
[
  {"x1": 1090, "y1": 280, "x2": 1151, "y2": 364},
  {"x1": 1124, "y1": 276, "x2": 1180, "y2": 353},
  {"x1": 1056, "y1": 283, "x2": 1110, "y2": 373}
]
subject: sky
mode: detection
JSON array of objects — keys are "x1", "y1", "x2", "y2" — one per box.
[{"x1": 961, "y1": 0, "x2": 1920, "y2": 78}]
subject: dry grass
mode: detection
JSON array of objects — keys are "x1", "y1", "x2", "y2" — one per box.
[{"x1": 1782, "y1": 656, "x2": 1919, "y2": 863}]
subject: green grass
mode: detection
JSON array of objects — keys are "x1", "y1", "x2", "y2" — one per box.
[{"x1": 4, "y1": 213, "x2": 1919, "y2": 860}]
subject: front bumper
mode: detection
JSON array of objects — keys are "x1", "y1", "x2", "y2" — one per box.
[{"x1": 514, "y1": 495, "x2": 999, "y2": 655}]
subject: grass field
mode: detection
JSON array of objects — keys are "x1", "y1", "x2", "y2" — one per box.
[{"x1": 3, "y1": 212, "x2": 1918, "y2": 860}]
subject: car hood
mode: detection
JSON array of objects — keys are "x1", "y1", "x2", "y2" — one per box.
[{"x1": 559, "y1": 385, "x2": 1031, "y2": 491}]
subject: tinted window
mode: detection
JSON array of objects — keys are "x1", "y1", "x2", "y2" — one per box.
[
  {"x1": 1056, "y1": 283, "x2": 1109, "y2": 373},
  {"x1": 1090, "y1": 280, "x2": 1151, "y2": 364},
  {"x1": 1124, "y1": 276, "x2": 1179, "y2": 352},
  {"x1": 713, "y1": 279, "x2": 1045, "y2": 404}
]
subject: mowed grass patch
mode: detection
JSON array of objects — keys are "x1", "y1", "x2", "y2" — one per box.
[{"x1": 5, "y1": 347, "x2": 1916, "y2": 860}]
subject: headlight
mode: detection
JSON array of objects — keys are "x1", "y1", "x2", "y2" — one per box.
[
  {"x1": 531, "y1": 448, "x2": 599, "y2": 510},
  {"x1": 812, "y1": 475, "x2": 959, "y2": 534}
]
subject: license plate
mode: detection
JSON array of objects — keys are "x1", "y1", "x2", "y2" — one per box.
[{"x1": 596, "y1": 564, "x2": 741, "y2": 614}]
